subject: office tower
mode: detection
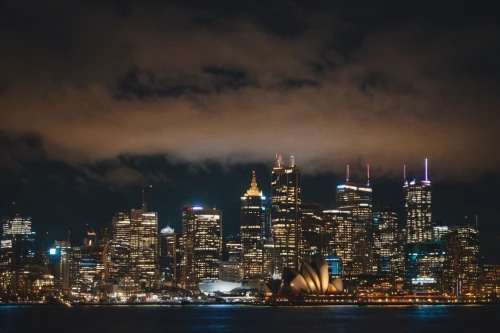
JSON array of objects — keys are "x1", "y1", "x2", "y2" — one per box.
[
  {"x1": 68, "y1": 246, "x2": 82, "y2": 295},
  {"x1": 159, "y1": 226, "x2": 182, "y2": 287},
  {"x1": 219, "y1": 261, "x2": 244, "y2": 282},
  {"x1": 83, "y1": 224, "x2": 97, "y2": 248},
  {"x1": 47, "y1": 240, "x2": 71, "y2": 292},
  {"x1": 2, "y1": 216, "x2": 32, "y2": 235},
  {"x1": 443, "y1": 224, "x2": 481, "y2": 296},
  {"x1": 300, "y1": 203, "x2": 324, "y2": 262},
  {"x1": 404, "y1": 160, "x2": 432, "y2": 244},
  {"x1": 271, "y1": 155, "x2": 301, "y2": 276},
  {"x1": 181, "y1": 206, "x2": 222, "y2": 289},
  {"x1": 109, "y1": 212, "x2": 131, "y2": 282},
  {"x1": 323, "y1": 210, "x2": 353, "y2": 275},
  {"x1": 240, "y1": 171, "x2": 268, "y2": 278},
  {"x1": 130, "y1": 202, "x2": 159, "y2": 290},
  {"x1": 480, "y1": 264, "x2": 500, "y2": 298},
  {"x1": 432, "y1": 222, "x2": 449, "y2": 242},
  {"x1": 404, "y1": 242, "x2": 445, "y2": 294},
  {"x1": 336, "y1": 165, "x2": 373, "y2": 275},
  {"x1": 373, "y1": 206, "x2": 399, "y2": 275},
  {"x1": 222, "y1": 237, "x2": 243, "y2": 263}
]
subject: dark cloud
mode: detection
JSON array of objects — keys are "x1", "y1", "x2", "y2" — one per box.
[{"x1": 0, "y1": 0, "x2": 498, "y2": 181}]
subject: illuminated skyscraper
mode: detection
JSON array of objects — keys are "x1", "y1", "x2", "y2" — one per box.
[
  {"x1": 323, "y1": 210, "x2": 353, "y2": 275},
  {"x1": 109, "y1": 212, "x2": 131, "y2": 282},
  {"x1": 2, "y1": 216, "x2": 32, "y2": 235},
  {"x1": 443, "y1": 222, "x2": 481, "y2": 296},
  {"x1": 404, "y1": 160, "x2": 432, "y2": 244},
  {"x1": 372, "y1": 206, "x2": 399, "y2": 274},
  {"x1": 240, "y1": 171, "x2": 268, "y2": 278},
  {"x1": 336, "y1": 165, "x2": 373, "y2": 275},
  {"x1": 181, "y1": 206, "x2": 222, "y2": 289},
  {"x1": 130, "y1": 204, "x2": 158, "y2": 290},
  {"x1": 159, "y1": 226, "x2": 182, "y2": 287},
  {"x1": 271, "y1": 155, "x2": 301, "y2": 275}
]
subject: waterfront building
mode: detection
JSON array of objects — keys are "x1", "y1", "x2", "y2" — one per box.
[
  {"x1": 480, "y1": 264, "x2": 500, "y2": 298},
  {"x1": 130, "y1": 204, "x2": 159, "y2": 290},
  {"x1": 220, "y1": 261, "x2": 244, "y2": 282},
  {"x1": 271, "y1": 155, "x2": 301, "y2": 276},
  {"x1": 404, "y1": 160, "x2": 432, "y2": 244},
  {"x1": 442, "y1": 224, "x2": 481, "y2": 296},
  {"x1": 336, "y1": 165, "x2": 373, "y2": 275},
  {"x1": 323, "y1": 210, "x2": 353, "y2": 275},
  {"x1": 404, "y1": 242, "x2": 445, "y2": 294},
  {"x1": 109, "y1": 212, "x2": 131, "y2": 282},
  {"x1": 159, "y1": 226, "x2": 182, "y2": 287},
  {"x1": 240, "y1": 171, "x2": 268, "y2": 277},
  {"x1": 181, "y1": 206, "x2": 222, "y2": 289}
]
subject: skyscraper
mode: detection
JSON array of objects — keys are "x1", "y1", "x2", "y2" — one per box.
[
  {"x1": 181, "y1": 206, "x2": 222, "y2": 289},
  {"x1": 159, "y1": 226, "x2": 182, "y2": 287},
  {"x1": 130, "y1": 203, "x2": 158, "y2": 290},
  {"x1": 109, "y1": 212, "x2": 131, "y2": 282},
  {"x1": 336, "y1": 165, "x2": 373, "y2": 275},
  {"x1": 240, "y1": 171, "x2": 268, "y2": 278},
  {"x1": 271, "y1": 155, "x2": 301, "y2": 275},
  {"x1": 404, "y1": 160, "x2": 432, "y2": 244},
  {"x1": 443, "y1": 223, "x2": 481, "y2": 296},
  {"x1": 323, "y1": 210, "x2": 353, "y2": 275},
  {"x1": 300, "y1": 203, "x2": 324, "y2": 262},
  {"x1": 372, "y1": 206, "x2": 399, "y2": 275}
]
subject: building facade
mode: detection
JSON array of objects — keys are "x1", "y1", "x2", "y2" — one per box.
[
  {"x1": 404, "y1": 161, "x2": 432, "y2": 244},
  {"x1": 240, "y1": 171, "x2": 268, "y2": 278},
  {"x1": 130, "y1": 208, "x2": 158, "y2": 290},
  {"x1": 181, "y1": 206, "x2": 222, "y2": 289},
  {"x1": 336, "y1": 182, "x2": 373, "y2": 275},
  {"x1": 271, "y1": 155, "x2": 301, "y2": 276}
]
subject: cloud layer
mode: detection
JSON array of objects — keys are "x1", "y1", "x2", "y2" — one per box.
[{"x1": 1, "y1": 1, "x2": 499, "y2": 181}]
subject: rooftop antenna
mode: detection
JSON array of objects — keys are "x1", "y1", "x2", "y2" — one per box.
[
  {"x1": 290, "y1": 155, "x2": 295, "y2": 167},
  {"x1": 346, "y1": 165, "x2": 349, "y2": 183},
  {"x1": 277, "y1": 154, "x2": 283, "y2": 167},
  {"x1": 404, "y1": 165, "x2": 408, "y2": 185},
  {"x1": 367, "y1": 164, "x2": 370, "y2": 186},
  {"x1": 142, "y1": 185, "x2": 153, "y2": 212},
  {"x1": 475, "y1": 215, "x2": 479, "y2": 232},
  {"x1": 425, "y1": 158, "x2": 428, "y2": 182}
]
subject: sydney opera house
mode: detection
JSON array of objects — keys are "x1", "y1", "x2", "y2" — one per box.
[{"x1": 279, "y1": 255, "x2": 344, "y2": 295}]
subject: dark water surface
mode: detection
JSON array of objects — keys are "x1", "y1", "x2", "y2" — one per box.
[{"x1": 0, "y1": 304, "x2": 495, "y2": 333}]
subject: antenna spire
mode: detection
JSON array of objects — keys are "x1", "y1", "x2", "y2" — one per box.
[
  {"x1": 346, "y1": 165, "x2": 349, "y2": 183},
  {"x1": 475, "y1": 215, "x2": 479, "y2": 232},
  {"x1": 142, "y1": 185, "x2": 152, "y2": 212},
  {"x1": 425, "y1": 158, "x2": 428, "y2": 182},
  {"x1": 367, "y1": 164, "x2": 370, "y2": 186}
]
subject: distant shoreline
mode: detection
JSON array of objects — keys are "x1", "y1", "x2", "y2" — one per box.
[{"x1": 2, "y1": 301, "x2": 500, "y2": 307}]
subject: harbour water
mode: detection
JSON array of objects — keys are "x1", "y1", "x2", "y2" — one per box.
[{"x1": 0, "y1": 304, "x2": 495, "y2": 333}]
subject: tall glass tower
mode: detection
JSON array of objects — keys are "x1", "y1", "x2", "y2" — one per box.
[
  {"x1": 336, "y1": 165, "x2": 373, "y2": 275},
  {"x1": 109, "y1": 212, "x2": 131, "y2": 282},
  {"x1": 240, "y1": 171, "x2": 268, "y2": 278},
  {"x1": 181, "y1": 206, "x2": 222, "y2": 289},
  {"x1": 404, "y1": 159, "x2": 432, "y2": 244},
  {"x1": 130, "y1": 202, "x2": 158, "y2": 291},
  {"x1": 271, "y1": 155, "x2": 301, "y2": 276}
]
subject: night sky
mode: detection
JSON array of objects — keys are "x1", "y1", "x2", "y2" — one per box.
[{"x1": 1, "y1": 1, "x2": 499, "y2": 261}]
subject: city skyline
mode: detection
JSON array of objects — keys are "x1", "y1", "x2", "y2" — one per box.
[{"x1": 1, "y1": 157, "x2": 499, "y2": 263}]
